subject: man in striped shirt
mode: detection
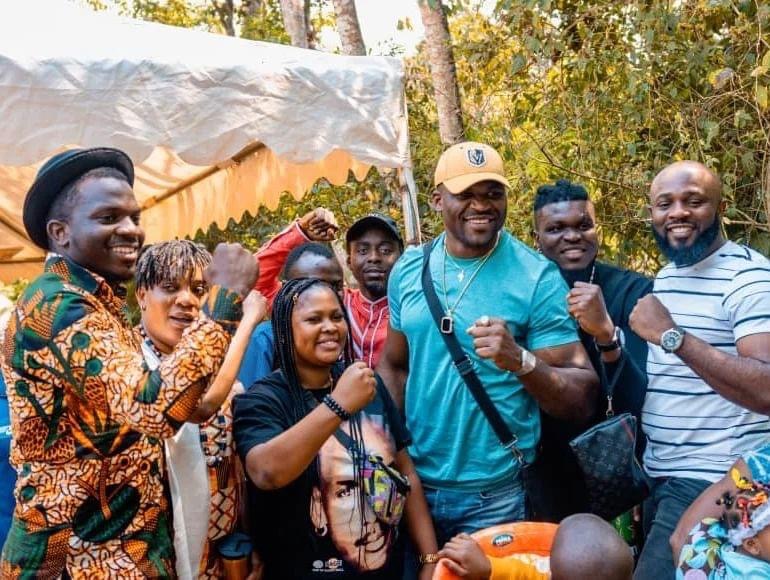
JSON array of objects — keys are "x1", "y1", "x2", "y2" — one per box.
[{"x1": 629, "y1": 160, "x2": 770, "y2": 579}]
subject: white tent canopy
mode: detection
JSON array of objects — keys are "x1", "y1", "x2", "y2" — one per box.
[{"x1": 0, "y1": 1, "x2": 419, "y2": 282}]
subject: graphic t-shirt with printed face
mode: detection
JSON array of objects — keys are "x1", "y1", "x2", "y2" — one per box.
[{"x1": 233, "y1": 368, "x2": 410, "y2": 579}]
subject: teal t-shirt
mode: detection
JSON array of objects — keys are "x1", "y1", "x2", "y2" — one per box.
[{"x1": 388, "y1": 231, "x2": 578, "y2": 491}]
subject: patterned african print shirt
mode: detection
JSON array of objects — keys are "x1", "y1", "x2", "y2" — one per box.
[{"x1": 0, "y1": 255, "x2": 241, "y2": 579}]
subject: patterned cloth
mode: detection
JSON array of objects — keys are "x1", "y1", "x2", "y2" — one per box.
[
  {"x1": 0, "y1": 255, "x2": 241, "y2": 579},
  {"x1": 142, "y1": 337, "x2": 243, "y2": 580},
  {"x1": 677, "y1": 442, "x2": 770, "y2": 579}
]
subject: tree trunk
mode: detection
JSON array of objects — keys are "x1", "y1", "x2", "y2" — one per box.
[
  {"x1": 280, "y1": 0, "x2": 311, "y2": 48},
  {"x1": 212, "y1": 0, "x2": 236, "y2": 36},
  {"x1": 418, "y1": 0, "x2": 464, "y2": 145},
  {"x1": 243, "y1": 0, "x2": 261, "y2": 19},
  {"x1": 332, "y1": 0, "x2": 366, "y2": 56}
]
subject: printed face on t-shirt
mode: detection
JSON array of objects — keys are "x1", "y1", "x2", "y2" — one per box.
[{"x1": 310, "y1": 417, "x2": 395, "y2": 572}]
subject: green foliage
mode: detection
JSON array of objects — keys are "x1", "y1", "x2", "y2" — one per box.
[
  {"x1": 0, "y1": 279, "x2": 27, "y2": 304},
  {"x1": 77, "y1": 0, "x2": 770, "y2": 274}
]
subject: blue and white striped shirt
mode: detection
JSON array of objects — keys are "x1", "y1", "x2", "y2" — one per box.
[{"x1": 642, "y1": 241, "x2": 770, "y2": 482}]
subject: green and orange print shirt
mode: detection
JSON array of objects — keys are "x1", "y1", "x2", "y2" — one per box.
[{"x1": 0, "y1": 255, "x2": 241, "y2": 579}]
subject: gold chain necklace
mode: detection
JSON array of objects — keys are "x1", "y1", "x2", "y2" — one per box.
[{"x1": 440, "y1": 233, "x2": 501, "y2": 334}]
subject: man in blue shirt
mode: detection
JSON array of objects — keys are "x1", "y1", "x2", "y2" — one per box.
[{"x1": 377, "y1": 141, "x2": 598, "y2": 544}]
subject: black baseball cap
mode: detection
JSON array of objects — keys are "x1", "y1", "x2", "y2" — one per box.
[{"x1": 345, "y1": 214, "x2": 404, "y2": 249}]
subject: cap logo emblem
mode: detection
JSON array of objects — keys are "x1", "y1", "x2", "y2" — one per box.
[{"x1": 466, "y1": 148, "x2": 487, "y2": 168}]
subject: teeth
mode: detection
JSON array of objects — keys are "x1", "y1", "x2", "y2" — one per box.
[{"x1": 111, "y1": 246, "x2": 137, "y2": 256}]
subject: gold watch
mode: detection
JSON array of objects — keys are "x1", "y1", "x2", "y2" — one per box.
[{"x1": 418, "y1": 553, "x2": 440, "y2": 565}]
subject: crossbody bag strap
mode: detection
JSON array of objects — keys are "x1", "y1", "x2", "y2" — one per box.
[
  {"x1": 420, "y1": 242, "x2": 524, "y2": 463},
  {"x1": 599, "y1": 348, "x2": 626, "y2": 418}
]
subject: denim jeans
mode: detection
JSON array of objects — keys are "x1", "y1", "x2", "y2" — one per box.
[
  {"x1": 633, "y1": 476, "x2": 711, "y2": 580},
  {"x1": 424, "y1": 476, "x2": 527, "y2": 547},
  {"x1": 402, "y1": 476, "x2": 527, "y2": 580}
]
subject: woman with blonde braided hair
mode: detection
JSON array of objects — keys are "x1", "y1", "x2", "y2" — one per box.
[
  {"x1": 233, "y1": 278, "x2": 438, "y2": 579},
  {"x1": 135, "y1": 240, "x2": 268, "y2": 579}
]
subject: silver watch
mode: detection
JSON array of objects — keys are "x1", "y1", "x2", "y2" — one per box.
[
  {"x1": 514, "y1": 348, "x2": 537, "y2": 376},
  {"x1": 660, "y1": 326, "x2": 686, "y2": 353}
]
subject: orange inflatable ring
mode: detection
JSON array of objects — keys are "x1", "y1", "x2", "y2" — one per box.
[{"x1": 432, "y1": 522, "x2": 559, "y2": 580}]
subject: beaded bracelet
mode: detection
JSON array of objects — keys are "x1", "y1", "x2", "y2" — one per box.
[{"x1": 323, "y1": 394, "x2": 351, "y2": 421}]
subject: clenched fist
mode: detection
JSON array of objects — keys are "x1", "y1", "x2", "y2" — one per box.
[
  {"x1": 467, "y1": 316, "x2": 523, "y2": 373},
  {"x1": 333, "y1": 362, "x2": 377, "y2": 414},
  {"x1": 629, "y1": 294, "x2": 676, "y2": 345},
  {"x1": 567, "y1": 282, "x2": 615, "y2": 343},
  {"x1": 205, "y1": 242, "x2": 260, "y2": 298},
  {"x1": 298, "y1": 208, "x2": 339, "y2": 242}
]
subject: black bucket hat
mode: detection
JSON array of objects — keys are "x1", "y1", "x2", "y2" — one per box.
[
  {"x1": 23, "y1": 147, "x2": 135, "y2": 249},
  {"x1": 345, "y1": 214, "x2": 404, "y2": 250}
]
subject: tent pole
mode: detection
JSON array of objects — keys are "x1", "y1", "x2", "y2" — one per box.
[{"x1": 399, "y1": 167, "x2": 421, "y2": 246}]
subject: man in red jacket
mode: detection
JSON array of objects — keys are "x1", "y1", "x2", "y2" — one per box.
[{"x1": 239, "y1": 208, "x2": 403, "y2": 386}]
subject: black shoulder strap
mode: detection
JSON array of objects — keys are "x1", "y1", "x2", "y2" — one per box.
[{"x1": 420, "y1": 242, "x2": 523, "y2": 462}]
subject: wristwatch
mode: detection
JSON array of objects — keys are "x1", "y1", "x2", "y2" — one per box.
[
  {"x1": 595, "y1": 326, "x2": 622, "y2": 353},
  {"x1": 514, "y1": 348, "x2": 537, "y2": 377},
  {"x1": 660, "y1": 326, "x2": 686, "y2": 353}
]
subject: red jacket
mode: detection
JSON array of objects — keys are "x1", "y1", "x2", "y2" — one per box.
[{"x1": 254, "y1": 224, "x2": 390, "y2": 368}]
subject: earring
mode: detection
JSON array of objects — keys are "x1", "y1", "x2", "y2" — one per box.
[{"x1": 140, "y1": 304, "x2": 146, "y2": 311}]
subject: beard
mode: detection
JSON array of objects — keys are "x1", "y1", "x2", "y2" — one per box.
[
  {"x1": 362, "y1": 280, "x2": 387, "y2": 300},
  {"x1": 560, "y1": 261, "x2": 596, "y2": 289},
  {"x1": 652, "y1": 217, "x2": 720, "y2": 266}
]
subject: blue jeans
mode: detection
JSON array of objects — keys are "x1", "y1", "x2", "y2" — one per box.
[
  {"x1": 424, "y1": 476, "x2": 527, "y2": 547},
  {"x1": 633, "y1": 476, "x2": 711, "y2": 580},
  {"x1": 402, "y1": 477, "x2": 526, "y2": 580}
]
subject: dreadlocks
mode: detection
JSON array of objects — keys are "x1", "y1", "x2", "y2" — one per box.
[{"x1": 135, "y1": 240, "x2": 212, "y2": 291}]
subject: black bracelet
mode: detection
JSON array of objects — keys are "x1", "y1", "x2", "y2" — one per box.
[{"x1": 323, "y1": 394, "x2": 351, "y2": 421}]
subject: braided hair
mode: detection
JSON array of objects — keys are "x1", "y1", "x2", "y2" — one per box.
[
  {"x1": 135, "y1": 240, "x2": 211, "y2": 291},
  {"x1": 271, "y1": 277, "x2": 355, "y2": 423},
  {"x1": 271, "y1": 278, "x2": 378, "y2": 567}
]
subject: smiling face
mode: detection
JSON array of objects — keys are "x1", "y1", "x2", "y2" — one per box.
[
  {"x1": 137, "y1": 267, "x2": 207, "y2": 354},
  {"x1": 649, "y1": 161, "x2": 723, "y2": 266},
  {"x1": 347, "y1": 228, "x2": 401, "y2": 301},
  {"x1": 535, "y1": 200, "x2": 598, "y2": 271},
  {"x1": 432, "y1": 180, "x2": 506, "y2": 257},
  {"x1": 48, "y1": 176, "x2": 144, "y2": 283},
  {"x1": 291, "y1": 285, "x2": 348, "y2": 372}
]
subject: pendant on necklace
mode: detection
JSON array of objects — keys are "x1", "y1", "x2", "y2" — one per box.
[
  {"x1": 457, "y1": 270, "x2": 465, "y2": 282},
  {"x1": 440, "y1": 314, "x2": 454, "y2": 334}
]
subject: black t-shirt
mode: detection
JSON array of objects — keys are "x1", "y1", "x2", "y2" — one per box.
[{"x1": 233, "y1": 368, "x2": 410, "y2": 580}]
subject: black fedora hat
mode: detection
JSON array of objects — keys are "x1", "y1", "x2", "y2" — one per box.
[{"x1": 23, "y1": 147, "x2": 135, "y2": 249}]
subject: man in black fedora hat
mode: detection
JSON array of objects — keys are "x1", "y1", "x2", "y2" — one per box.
[{"x1": 0, "y1": 147, "x2": 257, "y2": 577}]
